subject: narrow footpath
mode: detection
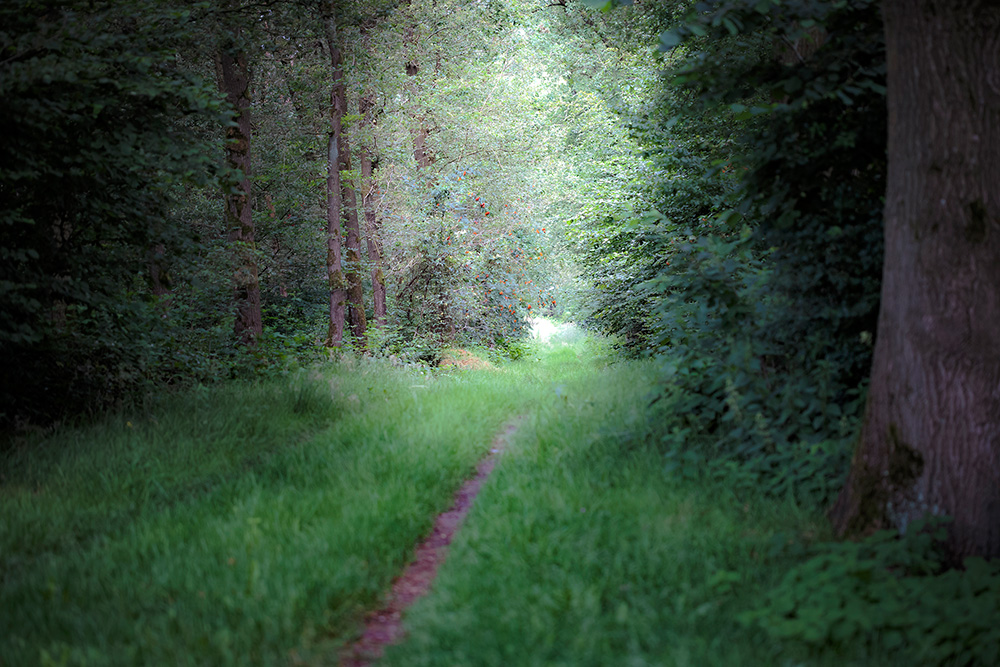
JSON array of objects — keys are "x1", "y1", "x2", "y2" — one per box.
[{"x1": 340, "y1": 419, "x2": 523, "y2": 666}]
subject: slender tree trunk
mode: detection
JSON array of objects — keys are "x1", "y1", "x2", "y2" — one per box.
[
  {"x1": 323, "y1": 11, "x2": 346, "y2": 347},
  {"x1": 217, "y1": 40, "x2": 262, "y2": 347},
  {"x1": 147, "y1": 241, "x2": 172, "y2": 319},
  {"x1": 359, "y1": 93, "x2": 387, "y2": 326},
  {"x1": 410, "y1": 116, "x2": 433, "y2": 170},
  {"x1": 404, "y1": 31, "x2": 434, "y2": 170},
  {"x1": 147, "y1": 243, "x2": 169, "y2": 298},
  {"x1": 830, "y1": 0, "x2": 1000, "y2": 559},
  {"x1": 340, "y1": 126, "x2": 368, "y2": 343}
]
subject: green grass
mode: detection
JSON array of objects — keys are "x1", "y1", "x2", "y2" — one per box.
[
  {"x1": 0, "y1": 351, "x2": 567, "y2": 666},
  {"x1": 6, "y1": 327, "x2": 966, "y2": 666},
  {"x1": 377, "y1": 333, "x2": 991, "y2": 667},
  {"x1": 381, "y1": 356, "x2": 836, "y2": 667}
]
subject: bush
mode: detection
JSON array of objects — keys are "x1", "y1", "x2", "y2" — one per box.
[{"x1": 646, "y1": 230, "x2": 858, "y2": 507}]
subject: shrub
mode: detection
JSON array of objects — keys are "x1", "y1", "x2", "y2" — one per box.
[{"x1": 740, "y1": 519, "x2": 1000, "y2": 665}]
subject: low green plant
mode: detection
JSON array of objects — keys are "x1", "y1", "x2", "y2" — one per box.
[
  {"x1": 741, "y1": 519, "x2": 1000, "y2": 665},
  {"x1": 364, "y1": 324, "x2": 442, "y2": 365},
  {"x1": 493, "y1": 335, "x2": 530, "y2": 361}
]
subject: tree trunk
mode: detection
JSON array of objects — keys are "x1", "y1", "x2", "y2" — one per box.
[
  {"x1": 323, "y1": 11, "x2": 346, "y2": 347},
  {"x1": 410, "y1": 117, "x2": 433, "y2": 170},
  {"x1": 217, "y1": 41, "x2": 262, "y2": 347},
  {"x1": 830, "y1": 0, "x2": 1000, "y2": 559},
  {"x1": 147, "y1": 242, "x2": 172, "y2": 318},
  {"x1": 340, "y1": 126, "x2": 368, "y2": 344},
  {"x1": 359, "y1": 93, "x2": 387, "y2": 327},
  {"x1": 147, "y1": 243, "x2": 170, "y2": 299},
  {"x1": 405, "y1": 34, "x2": 434, "y2": 170}
]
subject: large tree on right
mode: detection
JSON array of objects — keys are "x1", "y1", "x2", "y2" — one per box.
[{"x1": 830, "y1": 0, "x2": 1000, "y2": 558}]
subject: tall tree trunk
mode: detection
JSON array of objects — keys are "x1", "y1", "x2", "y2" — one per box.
[
  {"x1": 323, "y1": 11, "x2": 346, "y2": 347},
  {"x1": 359, "y1": 93, "x2": 387, "y2": 326},
  {"x1": 404, "y1": 29, "x2": 434, "y2": 170},
  {"x1": 340, "y1": 126, "x2": 368, "y2": 344},
  {"x1": 830, "y1": 0, "x2": 1000, "y2": 559},
  {"x1": 217, "y1": 40, "x2": 262, "y2": 347}
]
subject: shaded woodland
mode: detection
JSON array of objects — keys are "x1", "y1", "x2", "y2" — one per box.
[{"x1": 2, "y1": 0, "x2": 998, "y2": 664}]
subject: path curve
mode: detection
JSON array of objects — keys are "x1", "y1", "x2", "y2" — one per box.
[{"x1": 339, "y1": 418, "x2": 522, "y2": 666}]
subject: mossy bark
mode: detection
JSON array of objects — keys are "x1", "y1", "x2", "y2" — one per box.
[{"x1": 339, "y1": 129, "x2": 368, "y2": 345}]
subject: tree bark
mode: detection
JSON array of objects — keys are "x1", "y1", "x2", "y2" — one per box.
[
  {"x1": 340, "y1": 125, "x2": 368, "y2": 344},
  {"x1": 323, "y1": 11, "x2": 347, "y2": 347},
  {"x1": 217, "y1": 40, "x2": 263, "y2": 347},
  {"x1": 830, "y1": 0, "x2": 1000, "y2": 559},
  {"x1": 147, "y1": 242, "x2": 172, "y2": 319},
  {"x1": 359, "y1": 92, "x2": 388, "y2": 326},
  {"x1": 404, "y1": 27, "x2": 434, "y2": 170}
]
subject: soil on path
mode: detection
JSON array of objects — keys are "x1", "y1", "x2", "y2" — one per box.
[{"x1": 339, "y1": 419, "x2": 521, "y2": 666}]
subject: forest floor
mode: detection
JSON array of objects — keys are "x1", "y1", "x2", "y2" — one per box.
[{"x1": 2, "y1": 322, "x2": 913, "y2": 666}]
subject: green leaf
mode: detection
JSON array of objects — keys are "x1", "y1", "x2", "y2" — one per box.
[{"x1": 659, "y1": 30, "x2": 682, "y2": 51}]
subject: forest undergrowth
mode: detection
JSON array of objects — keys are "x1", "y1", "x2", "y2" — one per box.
[{"x1": 2, "y1": 325, "x2": 998, "y2": 666}]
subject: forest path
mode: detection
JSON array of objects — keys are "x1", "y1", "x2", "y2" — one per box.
[
  {"x1": 2, "y1": 319, "x2": 655, "y2": 667},
  {"x1": 340, "y1": 417, "x2": 523, "y2": 667},
  {"x1": 338, "y1": 319, "x2": 598, "y2": 665},
  {"x1": 358, "y1": 335, "x2": 673, "y2": 667}
]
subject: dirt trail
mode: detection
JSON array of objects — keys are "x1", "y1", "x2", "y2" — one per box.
[{"x1": 339, "y1": 419, "x2": 521, "y2": 666}]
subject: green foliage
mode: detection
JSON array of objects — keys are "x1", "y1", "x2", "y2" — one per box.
[
  {"x1": 647, "y1": 231, "x2": 858, "y2": 507},
  {"x1": 662, "y1": 0, "x2": 886, "y2": 392},
  {"x1": 742, "y1": 519, "x2": 1000, "y2": 665},
  {"x1": 250, "y1": 34, "x2": 329, "y2": 344},
  {"x1": 492, "y1": 335, "x2": 530, "y2": 361},
  {"x1": 0, "y1": 0, "x2": 228, "y2": 424},
  {"x1": 580, "y1": 0, "x2": 634, "y2": 11},
  {"x1": 380, "y1": 159, "x2": 559, "y2": 356},
  {"x1": 568, "y1": 0, "x2": 886, "y2": 511},
  {"x1": 562, "y1": 0, "x2": 746, "y2": 349},
  {"x1": 366, "y1": 323, "x2": 445, "y2": 365}
]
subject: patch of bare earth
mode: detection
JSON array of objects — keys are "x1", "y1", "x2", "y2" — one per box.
[
  {"x1": 338, "y1": 419, "x2": 520, "y2": 667},
  {"x1": 438, "y1": 348, "x2": 494, "y2": 370}
]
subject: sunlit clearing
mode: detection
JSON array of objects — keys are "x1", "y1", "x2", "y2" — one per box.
[{"x1": 529, "y1": 317, "x2": 580, "y2": 344}]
